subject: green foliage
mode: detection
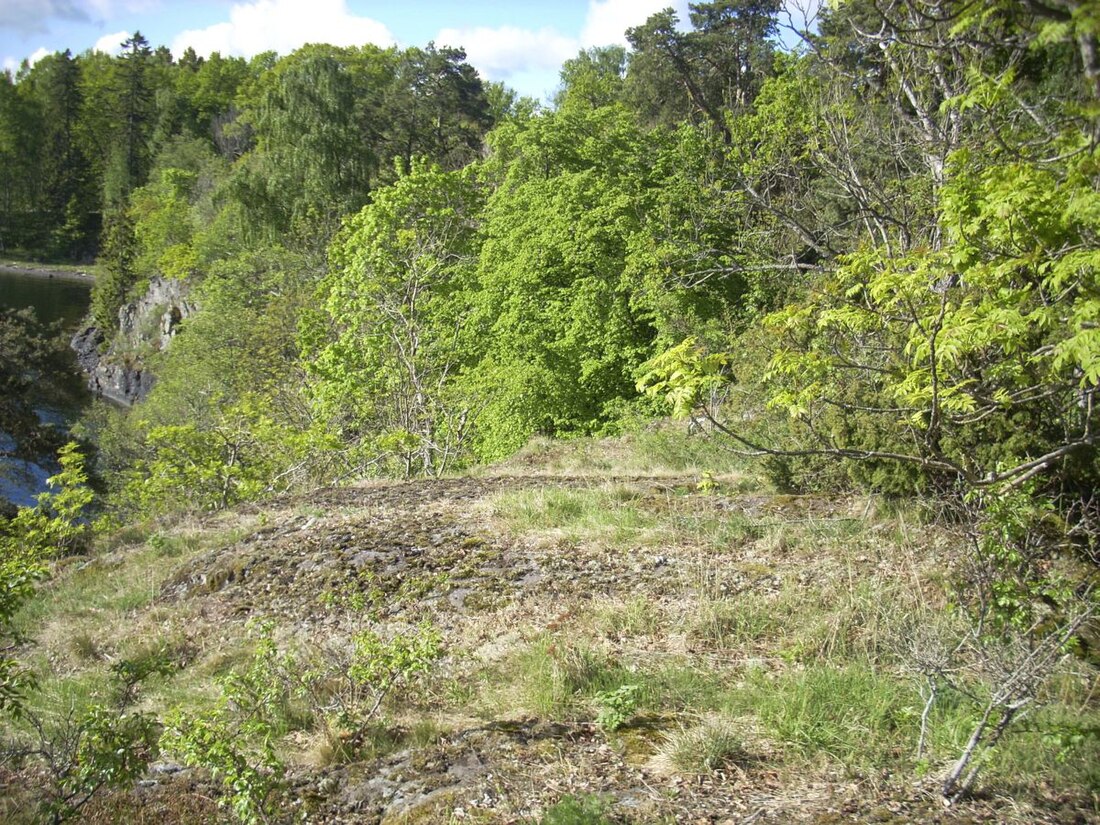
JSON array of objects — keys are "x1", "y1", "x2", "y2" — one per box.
[
  {"x1": 239, "y1": 48, "x2": 374, "y2": 243},
  {"x1": 117, "y1": 396, "x2": 314, "y2": 515},
  {"x1": 594, "y1": 683, "x2": 641, "y2": 732},
  {"x1": 625, "y1": 1, "x2": 781, "y2": 133},
  {"x1": 162, "y1": 708, "x2": 285, "y2": 825},
  {"x1": 129, "y1": 166, "x2": 200, "y2": 279},
  {"x1": 45, "y1": 708, "x2": 160, "y2": 822},
  {"x1": 0, "y1": 553, "x2": 43, "y2": 716},
  {"x1": 555, "y1": 46, "x2": 627, "y2": 110},
  {"x1": 963, "y1": 488, "x2": 1082, "y2": 635},
  {"x1": 306, "y1": 161, "x2": 483, "y2": 476},
  {"x1": 163, "y1": 616, "x2": 442, "y2": 819},
  {"x1": 540, "y1": 794, "x2": 614, "y2": 825},
  {"x1": 161, "y1": 622, "x2": 292, "y2": 823},
  {"x1": 95, "y1": 246, "x2": 336, "y2": 517},
  {"x1": 1, "y1": 442, "x2": 91, "y2": 561},
  {"x1": 469, "y1": 105, "x2": 660, "y2": 458},
  {"x1": 0, "y1": 443, "x2": 91, "y2": 717},
  {"x1": 636, "y1": 337, "x2": 728, "y2": 419},
  {"x1": 92, "y1": 210, "x2": 138, "y2": 333}
]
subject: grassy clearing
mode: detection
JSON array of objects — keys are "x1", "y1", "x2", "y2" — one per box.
[
  {"x1": 0, "y1": 253, "x2": 95, "y2": 276},
  {"x1": 491, "y1": 422, "x2": 753, "y2": 481},
  {"x1": 5, "y1": 518, "x2": 261, "y2": 739}
]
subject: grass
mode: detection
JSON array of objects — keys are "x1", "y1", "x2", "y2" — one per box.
[
  {"x1": 498, "y1": 638, "x2": 631, "y2": 717},
  {"x1": 539, "y1": 794, "x2": 614, "y2": 825},
  {"x1": 5, "y1": 519, "x2": 260, "y2": 740},
  {"x1": 493, "y1": 422, "x2": 752, "y2": 481},
  {"x1": 657, "y1": 715, "x2": 747, "y2": 774},
  {"x1": 16, "y1": 521, "x2": 251, "y2": 639},
  {"x1": 686, "y1": 592, "x2": 782, "y2": 650},
  {"x1": 722, "y1": 664, "x2": 920, "y2": 769},
  {"x1": 471, "y1": 447, "x2": 1099, "y2": 814},
  {"x1": 490, "y1": 484, "x2": 667, "y2": 548},
  {"x1": 593, "y1": 595, "x2": 663, "y2": 639},
  {"x1": 0, "y1": 252, "x2": 94, "y2": 274}
]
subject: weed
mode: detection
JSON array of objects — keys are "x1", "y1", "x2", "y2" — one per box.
[
  {"x1": 68, "y1": 633, "x2": 101, "y2": 663},
  {"x1": 595, "y1": 684, "x2": 641, "y2": 732},
  {"x1": 505, "y1": 640, "x2": 628, "y2": 717},
  {"x1": 540, "y1": 794, "x2": 614, "y2": 825},
  {"x1": 594, "y1": 596, "x2": 661, "y2": 639}
]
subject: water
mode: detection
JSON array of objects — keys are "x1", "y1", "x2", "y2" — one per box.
[{"x1": 0, "y1": 268, "x2": 92, "y2": 508}]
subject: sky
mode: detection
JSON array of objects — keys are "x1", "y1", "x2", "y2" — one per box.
[{"x1": 0, "y1": 0, "x2": 713, "y2": 102}]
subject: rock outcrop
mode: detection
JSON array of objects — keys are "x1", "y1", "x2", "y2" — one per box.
[{"x1": 71, "y1": 276, "x2": 195, "y2": 406}]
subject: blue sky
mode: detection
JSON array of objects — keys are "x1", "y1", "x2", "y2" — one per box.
[{"x1": 0, "y1": 0, "x2": 695, "y2": 102}]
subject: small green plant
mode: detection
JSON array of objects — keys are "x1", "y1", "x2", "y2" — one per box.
[
  {"x1": 594, "y1": 684, "x2": 641, "y2": 732},
  {"x1": 47, "y1": 709, "x2": 161, "y2": 821},
  {"x1": 9, "y1": 704, "x2": 160, "y2": 823},
  {"x1": 163, "y1": 616, "x2": 443, "y2": 819},
  {"x1": 314, "y1": 621, "x2": 442, "y2": 755},
  {"x1": 540, "y1": 794, "x2": 614, "y2": 825},
  {"x1": 161, "y1": 622, "x2": 294, "y2": 823},
  {"x1": 110, "y1": 642, "x2": 178, "y2": 707},
  {"x1": 511, "y1": 641, "x2": 627, "y2": 716},
  {"x1": 162, "y1": 709, "x2": 285, "y2": 825}
]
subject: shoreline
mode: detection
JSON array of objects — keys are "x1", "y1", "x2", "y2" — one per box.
[{"x1": 0, "y1": 263, "x2": 95, "y2": 284}]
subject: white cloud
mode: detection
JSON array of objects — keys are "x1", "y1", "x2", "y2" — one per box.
[
  {"x1": 580, "y1": 0, "x2": 691, "y2": 48},
  {"x1": 171, "y1": 0, "x2": 393, "y2": 59},
  {"x1": 437, "y1": 0, "x2": 697, "y2": 87},
  {"x1": 93, "y1": 29, "x2": 129, "y2": 54},
  {"x1": 0, "y1": 46, "x2": 52, "y2": 72},
  {"x1": 435, "y1": 25, "x2": 576, "y2": 81}
]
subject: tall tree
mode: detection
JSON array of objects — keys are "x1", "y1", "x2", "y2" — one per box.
[
  {"x1": 555, "y1": 46, "x2": 627, "y2": 110},
  {"x1": 106, "y1": 32, "x2": 155, "y2": 206},
  {"x1": 0, "y1": 69, "x2": 43, "y2": 250},
  {"x1": 625, "y1": 0, "x2": 781, "y2": 140},
  {"x1": 29, "y1": 50, "x2": 97, "y2": 257},
  {"x1": 307, "y1": 162, "x2": 483, "y2": 476},
  {"x1": 385, "y1": 44, "x2": 493, "y2": 177},
  {"x1": 467, "y1": 105, "x2": 660, "y2": 459},
  {"x1": 235, "y1": 46, "x2": 375, "y2": 245}
]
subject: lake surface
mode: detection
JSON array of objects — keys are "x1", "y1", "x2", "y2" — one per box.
[{"x1": 0, "y1": 268, "x2": 92, "y2": 507}]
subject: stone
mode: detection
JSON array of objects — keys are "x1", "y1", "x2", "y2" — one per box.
[{"x1": 70, "y1": 276, "x2": 196, "y2": 405}]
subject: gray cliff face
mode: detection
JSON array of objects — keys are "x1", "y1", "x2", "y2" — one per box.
[{"x1": 71, "y1": 277, "x2": 195, "y2": 406}]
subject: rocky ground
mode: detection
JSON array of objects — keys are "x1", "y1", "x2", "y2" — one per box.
[{"x1": 7, "y1": 436, "x2": 1098, "y2": 824}]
